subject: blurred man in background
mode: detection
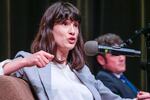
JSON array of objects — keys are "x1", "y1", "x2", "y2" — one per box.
[{"x1": 95, "y1": 33, "x2": 149, "y2": 99}]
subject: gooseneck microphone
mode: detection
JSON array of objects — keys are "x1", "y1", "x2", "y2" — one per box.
[{"x1": 84, "y1": 41, "x2": 141, "y2": 57}]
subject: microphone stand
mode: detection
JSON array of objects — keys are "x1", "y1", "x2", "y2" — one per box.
[
  {"x1": 144, "y1": 30, "x2": 150, "y2": 92},
  {"x1": 121, "y1": 25, "x2": 150, "y2": 92},
  {"x1": 136, "y1": 26, "x2": 150, "y2": 92}
]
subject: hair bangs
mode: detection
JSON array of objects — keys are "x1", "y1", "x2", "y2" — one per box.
[{"x1": 54, "y1": 3, "x2": 81, "y2": 24}]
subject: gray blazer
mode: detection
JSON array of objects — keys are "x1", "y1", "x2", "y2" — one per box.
[{"x1": 14, "y1": 51, "x2": 133, "y2": 100}]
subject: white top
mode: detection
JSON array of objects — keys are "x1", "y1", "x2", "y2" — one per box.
[{"x1": 51, "y1": 62, "x2": 93, "y2": 100}]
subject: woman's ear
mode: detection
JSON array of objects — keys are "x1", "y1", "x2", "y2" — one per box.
[{"x1": 96, "y1": 55, "x2": 105, "y2": 66}]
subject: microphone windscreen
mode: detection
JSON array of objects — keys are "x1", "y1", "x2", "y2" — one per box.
[{"x1": 84, "y1": 41, "x2": 98, "y2": 56}]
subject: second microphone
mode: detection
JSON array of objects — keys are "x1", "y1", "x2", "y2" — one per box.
[{"x1": 84, "y1": 40, "x2": 141, "y2": 57}]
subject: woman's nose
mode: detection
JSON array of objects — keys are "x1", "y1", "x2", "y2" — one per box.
[{"x1": 69, "y1": 25, "x2": 75, "y2": 35}]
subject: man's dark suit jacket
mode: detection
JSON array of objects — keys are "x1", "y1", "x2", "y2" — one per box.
[{"x1": 96, "y1": 70, "x2": 137, "y2": 99}]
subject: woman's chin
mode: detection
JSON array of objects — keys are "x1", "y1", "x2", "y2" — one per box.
[{"x1": 67, "y1": 45, "x2": 75, "y2": 50}]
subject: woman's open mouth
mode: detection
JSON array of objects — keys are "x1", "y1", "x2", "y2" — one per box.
[{"x1": 68, "y1": 37, "x2": 76, "y2": 44}]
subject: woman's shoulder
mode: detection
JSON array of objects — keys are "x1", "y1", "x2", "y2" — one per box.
[{"x1": 78, "y1": 64, "x2": 91, "y2": 74}]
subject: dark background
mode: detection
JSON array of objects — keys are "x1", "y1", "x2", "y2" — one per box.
[{"x1": 0, "y1": 0, "x2": 150, "y2": 91}]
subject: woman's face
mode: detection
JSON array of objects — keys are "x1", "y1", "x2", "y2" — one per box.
[{"x1": 52, "y1": 19, "x2": 79, "y2": 51}]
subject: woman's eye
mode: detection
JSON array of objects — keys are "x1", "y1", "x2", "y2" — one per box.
[
  {"x1": 74, "y1": 24, "x2": 79, "y2": 27},
  {"x1": 62, "y1": 21, "x2": 69, "y2": 26},
  {"x1": 74, "y1": 22, "x2": 79, "y2": 27},
  {"x1": 63, "y1": 22, "x2": 67, "y2": 26}
]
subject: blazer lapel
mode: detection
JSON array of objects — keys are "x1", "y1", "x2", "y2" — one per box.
[
  {"x1": 37, "y1": 63, "x2": 52, "y2": 99},
  {"x1": 73, "y1": 70, "x2": 101, "y2": 100}
]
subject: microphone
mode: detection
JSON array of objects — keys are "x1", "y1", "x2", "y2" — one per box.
[{"x1": 84, "y1": 41, "x2": 141, "y2": 57}]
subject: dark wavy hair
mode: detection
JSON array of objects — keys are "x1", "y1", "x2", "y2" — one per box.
[{"x1": 31, "y1": 1, "x2": 85, "y2": 70}]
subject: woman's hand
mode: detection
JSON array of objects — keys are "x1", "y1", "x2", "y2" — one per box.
[{"x1": 23, "y1": 50, "x2": 54, "y2": 68}]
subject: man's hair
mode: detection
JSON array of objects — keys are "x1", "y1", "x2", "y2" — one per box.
[
  {"x1": 95, "y1": 33, "x2": 123, "y2": 47},
  {"x1": 31, "y1": 1, "x2": 85, "y2": 70}
]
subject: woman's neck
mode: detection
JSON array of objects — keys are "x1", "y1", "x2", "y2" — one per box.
[{"x1": 56, "y1": 49, "x2": 69, "y2": 64}]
